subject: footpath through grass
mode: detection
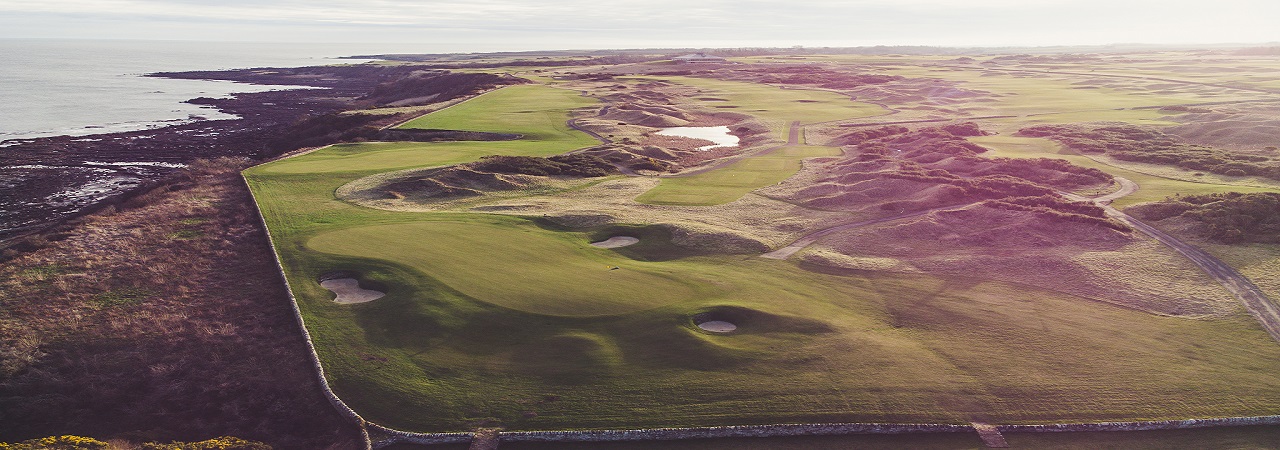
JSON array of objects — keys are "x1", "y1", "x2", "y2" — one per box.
[{"x1": 246, "y1": 79, "x2": 1280, "y2": 434}]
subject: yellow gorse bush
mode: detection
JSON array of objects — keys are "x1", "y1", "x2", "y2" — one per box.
[{"x1": 0, "y1": 435, "x2": 108, "y2": 449}]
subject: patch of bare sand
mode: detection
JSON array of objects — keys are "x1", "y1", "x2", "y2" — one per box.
[
  {"x1": 697, "y1": 321, "x2": 737, "y2": 333},
  {"x1": 590, "y1": 236, "x2": 639, "y2": 248},
  {"x1": 320, "y1": 278, "x2": 385, "y2": 304},
  {"x1": 797, "y1": 204, "x2": 1239, "y2": 317}
]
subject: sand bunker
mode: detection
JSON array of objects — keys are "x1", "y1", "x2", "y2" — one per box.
[
  {"x1": 590, "y1": 236, "x2": 640, "y2": 248},
  {"x1": 320, "y1": 278, "x2": 385, "y2": 304},
  {"x1": 697, "y1": 320, "x2": 738, "y2": 333}
]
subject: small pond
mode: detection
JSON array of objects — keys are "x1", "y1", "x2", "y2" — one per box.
[{"x1": 656, "y1": 126, "x2": 739, "y2": 151}]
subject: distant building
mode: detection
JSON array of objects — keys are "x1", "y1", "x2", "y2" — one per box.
[{"x1": 672, "y1": 53, "x2": 728, "y2": 64}]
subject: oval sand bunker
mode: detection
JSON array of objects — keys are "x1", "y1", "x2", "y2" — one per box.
[
  {"x1": 321, "y1": 278, "x2": 385, "y2": 304},
  {"x1": 697, "y1": 320, "x2": 737, "y2": 333},
  {"x1": 590, "y1": 236, "x2": 639, "y2": 248}
]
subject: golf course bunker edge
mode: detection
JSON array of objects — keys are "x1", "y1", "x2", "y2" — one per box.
[
  {"x1": 319, "y1": 271, "x2": 385, "y2": 304},
  {"x1": 693, "y1": 310, "x2": 739, "y2": 333},
  {"x1": 590, "y1": 236, "x2": 640, "y2": 248}
]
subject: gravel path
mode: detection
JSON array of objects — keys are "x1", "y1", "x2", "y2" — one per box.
[{"x1": 1076, "y1": 177, "x2": 1280, "y2": 343}]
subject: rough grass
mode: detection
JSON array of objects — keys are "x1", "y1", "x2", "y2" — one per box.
[
  {"x1": 0, "y1": 159, "x2": 360, "y2": 448},
  {"x1": 636, "y1": 145, "x2": 841, "y2": 206},
  {"x1": 873, "y1": 66, "x2": 1242, "y2": 119},
  {"x1": 970, "y1": 135, "x2": 1280, "y2": 207},
  {"x1": 630, "y1": 75, "x2": 888, "y2": 138}
]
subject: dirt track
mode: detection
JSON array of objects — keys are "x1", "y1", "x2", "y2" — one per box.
[
  {"x1": 1075, "y1": 177, "x2": 1280, "y2": 343},
  {"x1": 1108, "y1": 205, "x2": 1280, "y2": 341}
]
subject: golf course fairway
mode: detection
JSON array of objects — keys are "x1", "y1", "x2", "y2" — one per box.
[{"x1": 245, "y1": 80, "x2": 1280, "y2": 433}]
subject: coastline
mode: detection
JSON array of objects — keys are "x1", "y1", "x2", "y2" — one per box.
[
  {"x1": 0, "y1": 65, "x2": 367, "y2": 243},
  {"x1": 0, "y1": 62, "x2": 522, "y2": 245}
]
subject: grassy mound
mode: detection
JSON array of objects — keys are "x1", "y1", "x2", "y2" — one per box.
[
  {"x1": 1130, "y1": 192, "x2": 1280, "y2": 243},
  {"x1": 470, "y1": 154, "x2": 618, "y2": 177},
  {"x1": 1018, "y1": 123, "x2": 1280, "y2": 180},
  {"x1": 337, "y1": 154, "x2": 619, "y2": 205},
  {"x1": 799, "y1": 203, "x2": 1237, "y2": 317},
  {"x1": 782, "y1": 125, "x2": 1118, "y2": 227}
]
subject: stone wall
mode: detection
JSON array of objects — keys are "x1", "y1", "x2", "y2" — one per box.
[
  {"x1": 242, "y1": 175, "x2": 373, "y2": 450},
  {"x1": 1000, "y1": 416, "x2": 1280, "y2": 433}
]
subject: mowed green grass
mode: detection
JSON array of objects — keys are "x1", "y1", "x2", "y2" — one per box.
[
  {"x1": 247, "y1": 77, "x2": 1280, "y2": 434},
  {"x1": 398, "y1": 84, "x2": 600, "y2": 142},
  {"x1": 637, "y1": 145, "x2": 841, "y2": 205},
  {"x1": 631, "y1": 75, "x2": 888, "y2": 138},
  {"x1": 970, "y1": 135, "x2": 1280, "y2": 206},
  {"x1": 284, "y1": 215, "x2": 1280, "y2": 432},
  {"x1": 306, "y1": 218, "x2": 707, "y2": 316}
]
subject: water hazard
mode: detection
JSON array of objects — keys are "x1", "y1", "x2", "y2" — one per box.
[{"x1": 656, "y1": 126, "x2": 739, "y2": 151}]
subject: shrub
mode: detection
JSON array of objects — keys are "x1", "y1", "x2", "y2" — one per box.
[
  {"x1": 1015, "y1": 123, "x2": 1280, "y2": 180},
  {"x1": 0, "y1": 436, "x2": 107, "y2": 450},
  {"x1": 467, "y1": 154, "x2": 618, "y2": 177},
  {"x1": 1136, "y1": 192, "x2": 1280, "y2": 243},
  {"x1": 141, "y1": 436, "x2": 271, "y2": 450}
]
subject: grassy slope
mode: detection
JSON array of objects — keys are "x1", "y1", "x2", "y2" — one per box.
[
  {"x1": 636, "y1": 145, "x2": 841, "y2": 205},
  {"x1": 633, "y1": 75, "x2": 888, "y2": 138},
  {"x1": 0, "y1": 161, "x2": 361, "y2": 448},
  {"x1": 970, "y1": 135, "x2": 1280, "y2": 207},
  {"x1": 246, "y1": 77, "x2": 1280, "y2": 434},
  {"x1": 626, "y1": 75, "x2": 877, "y2": 205},
  {"x1": 855, "y1": 57, "x2": 1280, "y2": 207},
  {"x1": 872, "y1": 65, "x2": 1247, "y2": 120}
]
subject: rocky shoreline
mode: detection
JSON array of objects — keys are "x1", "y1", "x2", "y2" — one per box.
[{"x1": 1, "y1": 64, "x2": 518, "y2": 242}]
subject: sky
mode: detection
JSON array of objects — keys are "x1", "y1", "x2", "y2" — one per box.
[{"x1": 1, "y1": 0, "x2": 1278, "y2": 52}]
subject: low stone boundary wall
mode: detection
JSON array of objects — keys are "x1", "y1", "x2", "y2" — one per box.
[
  {"x1": 242, "y1": 175, "x2": 373, "y2": 450},
  {"x1": 369, "y1": 423, "x2": 972, "y2": 448},
  {"x1": 501, "y1": 423, "x2": 973, "y2": 442},
  {"x1": 999, "y1": 416, "x2": 1280, "y2": 433},
  {"x1": 368, "y1": 424, "x2": 472, "y2": 446}
]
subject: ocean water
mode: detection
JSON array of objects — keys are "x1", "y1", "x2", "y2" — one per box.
[
  {"x1": 0, "y1": 39, "x2": 444, "y2": 238},
  {"x1": 0, "y1": 39, "x2": 432, "y2": 141}
]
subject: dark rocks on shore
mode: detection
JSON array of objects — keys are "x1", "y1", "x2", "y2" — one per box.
[{"x1": 1, "y1": 65, "x2": 524, "y2": 242}]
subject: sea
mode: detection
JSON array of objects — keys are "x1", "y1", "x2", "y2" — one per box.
[
  {"x1": 0, "y1": 39, "x2": 441, "y2": 141},
  {"x1": 0, "y1": 39, "x2": 447, "y2": 239}
]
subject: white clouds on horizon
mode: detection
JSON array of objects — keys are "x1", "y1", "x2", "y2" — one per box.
[{"x1": 0, "y1": 0, "x2": 1277, "y2": 49}]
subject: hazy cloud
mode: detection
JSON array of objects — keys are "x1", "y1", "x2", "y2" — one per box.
[{"x1": 0, "y1": 0, "x2": 1276, "y2": 49}]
